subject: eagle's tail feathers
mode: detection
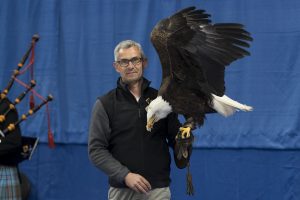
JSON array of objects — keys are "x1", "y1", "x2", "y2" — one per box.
[{"x1": 211, "y1": 94, "x2": 253, "y2": 117}]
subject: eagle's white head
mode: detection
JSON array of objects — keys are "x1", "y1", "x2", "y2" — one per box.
[{"x1": 146, "y1": 96, "x2": 172, "y2": 132}]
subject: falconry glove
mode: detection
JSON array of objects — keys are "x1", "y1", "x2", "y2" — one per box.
[{"x1": 175, "y1": 128, "x2": 194, "y2": 195}]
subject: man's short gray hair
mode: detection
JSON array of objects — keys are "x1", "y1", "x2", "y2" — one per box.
[{"x1": 114, "y1": 40, "x2": 146, "y2": 61}]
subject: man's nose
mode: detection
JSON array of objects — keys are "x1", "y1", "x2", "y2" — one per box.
[{"x1": 127, "y1": 61, "x2": 135, "y2": 68}]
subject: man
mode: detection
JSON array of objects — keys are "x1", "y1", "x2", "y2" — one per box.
[{"x1": 88, "y1": 40, "x2": 188, "y2": 200}]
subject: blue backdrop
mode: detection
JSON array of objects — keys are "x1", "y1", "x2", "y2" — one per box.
[
  {"x1": 1, "y1": 0, "x2": 300, "y2": 200},
  {"x1": 1, "y1": 0, "x2": 300, "y2": 148}
]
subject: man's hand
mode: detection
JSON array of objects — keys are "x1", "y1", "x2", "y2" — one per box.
[{"x1": 124, "y1": 172, "x2": 152, "y2": 194}]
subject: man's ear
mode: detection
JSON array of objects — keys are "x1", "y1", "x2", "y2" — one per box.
[
  {"x1": 142, "y1": 58, "x2": 148, "y2": 68},
  {"x1": 113, "y1": 62, "x2": 120, "y2": 73}
]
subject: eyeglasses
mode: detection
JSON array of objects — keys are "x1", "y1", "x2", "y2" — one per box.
[{"x1": 116, "y1": 57, "x2": 143, "y2": 68}]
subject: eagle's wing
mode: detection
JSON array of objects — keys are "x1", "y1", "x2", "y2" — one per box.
[{"x1": 150, "y1": 6, "x2": 252, "y2": 96}]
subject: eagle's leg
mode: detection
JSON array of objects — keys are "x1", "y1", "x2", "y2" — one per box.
[
  {"x1": 175, "y1": 117, "x2": 195, "y2": 159},
  {"x1": 176, "y1": 117, "x2": 195, "y2": 139}
]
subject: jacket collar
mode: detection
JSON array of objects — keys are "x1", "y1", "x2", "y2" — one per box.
[{"x1": 117, "y1": 77, "x2": 151, "y2": 93}]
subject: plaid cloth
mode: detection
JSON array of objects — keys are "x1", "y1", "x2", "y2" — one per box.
[{"x1": 0, "y1": 165, "x2": 21, "y2": 200}]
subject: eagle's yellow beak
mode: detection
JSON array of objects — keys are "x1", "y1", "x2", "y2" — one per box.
[{"x1": 146, "y1": 115, "x2": 157, "y2": 132}]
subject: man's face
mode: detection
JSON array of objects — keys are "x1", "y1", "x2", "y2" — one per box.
[{"x1": 114, "y1": 46, "x2": 147, "y2": 84}]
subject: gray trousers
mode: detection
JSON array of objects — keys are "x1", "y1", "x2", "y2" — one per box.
[{"x1": 108, "y1": 187, "x2": 171, "y2": 200}]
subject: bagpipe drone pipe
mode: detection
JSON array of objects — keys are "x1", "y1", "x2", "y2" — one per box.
[{"x1": 0, "y1": 34, "x2": 54, "y2": 165}]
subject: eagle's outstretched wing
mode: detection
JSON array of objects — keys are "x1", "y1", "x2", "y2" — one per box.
[
  {"x1": 148, "y1": 6, "x2": 252, "y2": 127},
  {"x1": 151, "y1": 6, "x2": 252, "y2": 97}
]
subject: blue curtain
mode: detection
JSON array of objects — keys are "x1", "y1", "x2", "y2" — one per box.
[
  {"x1": 20, "y1": 144, "x2": 300, "y2": 200},
  {"x1": 1, "y1": 1, "x2": 300, "y2": 200},
  {"x1": 1, "y1": 0, "x2": 300, "y2": 148}
]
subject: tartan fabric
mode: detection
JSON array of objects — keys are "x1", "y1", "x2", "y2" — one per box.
[{"x1": 0, "y1": 165, "x2": 21, "y2": 200}]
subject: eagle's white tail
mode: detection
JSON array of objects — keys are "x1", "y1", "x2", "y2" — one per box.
[{"x1": 211, "y1": 94, "x2": 253, "y2": 117}]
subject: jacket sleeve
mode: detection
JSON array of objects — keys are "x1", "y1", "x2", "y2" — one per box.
[
  {"x1": 165, "y1": 112, "x2": 181, "y2": 149},
  {"x1": 88, "y1": 99, "x2": 130, "y2": 184}
]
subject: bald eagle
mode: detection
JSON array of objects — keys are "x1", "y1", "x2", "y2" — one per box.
[{"x1": 146, "y1": 7, "x2": 253, "y2": 136}]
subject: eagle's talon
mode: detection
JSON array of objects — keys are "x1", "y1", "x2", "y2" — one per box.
[{"x1": 179, "y1": 126, "x2": 191, "y2": 139}]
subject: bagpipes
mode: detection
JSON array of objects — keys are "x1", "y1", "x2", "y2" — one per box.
[{"x1": 0, "y1": 34, "x2": 54, "y2": 164}]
